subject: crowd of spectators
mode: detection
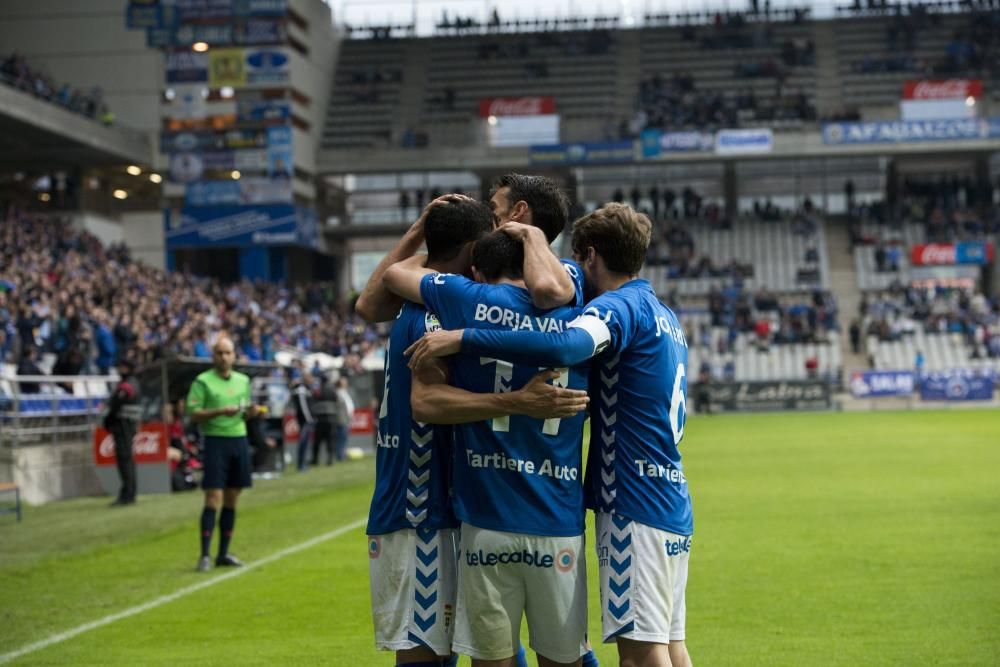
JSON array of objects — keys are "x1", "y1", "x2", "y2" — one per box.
[
  {"x1": 0, "y1": 207, "x2": 388, "y2": 382},
  {"x1": 1, "y1": 54, "x2": 114, "y2": 125},
  {"x1": 849, "y1": 4, "x2": 1000, "y2": 76},
  {"x1": 692, "y1": 285, "x2": 838, "y2": 386},
  {"x1": 849, "y1": 177, "x2": 1000, "y2": 252},
  {"x1": 857, "y1": 285, "x2": 1000, "y2": 359},
  {"x1": 630, "y1": 72, "x2": 816, "y2": 136}
]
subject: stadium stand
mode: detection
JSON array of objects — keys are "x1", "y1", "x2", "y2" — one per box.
[
  {"x1": 0, "y1": 207, "x2": 388, "y2": 377},
  {"x1": 0, "y1": 53, "x2": 113, "y2": 124}
]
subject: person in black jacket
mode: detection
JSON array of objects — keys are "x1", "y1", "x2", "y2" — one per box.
[{"x1": 105, "y1": 358, "x2": 139, "y2": 506}]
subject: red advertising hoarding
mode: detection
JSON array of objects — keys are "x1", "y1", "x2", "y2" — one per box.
[
  {"x1": 902, "y1": 79, "x2": 982, "y2": 100},
  {"x1": 478, "y1": 96, "x2": 556, "y2": 117},
  {"x1": 93, "y1": 422, "x2": 169, "y2": 465}
]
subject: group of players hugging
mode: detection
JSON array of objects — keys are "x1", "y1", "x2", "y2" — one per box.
[{"x1": 356, "y1": 173, "x2": 693, "y2": 667}]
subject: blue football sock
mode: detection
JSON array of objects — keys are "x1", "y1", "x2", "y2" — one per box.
[
  {"x1": 582, "y1": 648, "x2": 600, "y2": 667},
  {"x1": 442, "y1": 656, "x2": 459, "y2": 667},
  {"x1": 515, "y1": 644, "x2": 529, "y2": 667}
]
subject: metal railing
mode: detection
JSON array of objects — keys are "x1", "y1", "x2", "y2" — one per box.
[{"x1": 0, "y1": 374, "x2": 116, "y2": 448}]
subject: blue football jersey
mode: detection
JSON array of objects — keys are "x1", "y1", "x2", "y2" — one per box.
[
  {"x1": 583, "y1": 280, "x2": 692, "y2": 536},
  {"x1": 366, "y1": 301, "x2": 458, "y2": 535},
  {"x1": 420, "y1": 273, "x2": 588, "y2": 537},
  {"x1": 560, "y1": 258, "x2": 586, "y2": 307}
]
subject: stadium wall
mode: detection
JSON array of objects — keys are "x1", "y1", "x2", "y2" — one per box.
[{"x1": 122, "y1": 211, "x2": 167, "y2": 270}]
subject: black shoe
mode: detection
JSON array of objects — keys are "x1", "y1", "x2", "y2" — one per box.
[
  {"x1": 215, "y1": 554, "x2": 244, "y2": 567},
  {"x1": 109, "y1": 498, "x2": 130, "y2": 507}
]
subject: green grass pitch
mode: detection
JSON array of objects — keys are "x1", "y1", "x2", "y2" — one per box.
[{"x1": 1, "y1": 410, "x2": 998, "y2": 665}]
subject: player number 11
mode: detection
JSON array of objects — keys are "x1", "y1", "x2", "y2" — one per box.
[{"x1": 479, "y1": 357, "x2": 567, "y2": 436}]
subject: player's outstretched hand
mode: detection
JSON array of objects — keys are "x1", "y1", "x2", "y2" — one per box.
[
  {"x1": 405, "y1": 329, "x2": 464, "y2": 370},
  {"x1": 517, "y1": 370, "x2": 589, "y2": 419}
]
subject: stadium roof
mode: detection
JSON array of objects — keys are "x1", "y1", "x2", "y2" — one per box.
[{"x1": 0, "y1": 84, "x2": 152, "y2": 170}]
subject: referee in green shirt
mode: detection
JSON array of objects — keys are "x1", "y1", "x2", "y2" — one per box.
[{"x1": 187, "y1": 336, "x2": 264, "y2": 572}]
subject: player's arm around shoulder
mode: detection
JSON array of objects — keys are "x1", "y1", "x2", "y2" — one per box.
[
  {"x1": 499, "y1": 221, "x2": 575, "y2": 309},
  {"x1": 383, "y1": 254, "x2": 433, "y2": 305},
  {"x1": 410, "y1": 357, "x2": 588, "y2": 425}
]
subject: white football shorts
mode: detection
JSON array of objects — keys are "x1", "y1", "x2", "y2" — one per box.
[
  {"x1": 453, "y1": 523, "x2": 588, "y2": 664},
  {"x1": 596, "y1": 511, "x2": 690, "y2": 644},
  {"x1": 368, "y1": 527, "x2": 459, "y2": 656}
]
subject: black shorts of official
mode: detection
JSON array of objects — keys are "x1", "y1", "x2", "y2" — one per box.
[{"x1": 201, "y1": 436, "x2": 253, "y2": 490}]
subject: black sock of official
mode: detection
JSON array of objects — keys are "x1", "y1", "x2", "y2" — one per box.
[
  {"x1": 218, "y1": 507, "x2": 236, "y2": 558},
  {"x1": 199, "y1": 507, "x2": 216, "y2": 557}
]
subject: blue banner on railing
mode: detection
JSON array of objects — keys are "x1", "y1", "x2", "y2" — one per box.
[
  {"x1": 823, "y1": 117, "x2": 1000, "y2": 145},
  {"x1": 236, "y1": 99, "x2": 290, "y2": 123},
  {"x1": 165, "y1": 204, "x2": 315, "y2": 249},
  {"x1": 174, "y1": 0, "x2": 287, "y2": 19},
  {"x1": 529, "y1": 141, "x2": 635, "y2": 165},
  {"x1": 147, "y1": 18, "x2": 285, "y2": 48},
  {"x1": 640, "y1": 129, "x2": 714, "y2": 158},
  {"x1": 919, "y1": 369, "x2": 996, "y2": 401},
  {"x1": 849, "y1": 370, "x2": 915, "y2": 398}
]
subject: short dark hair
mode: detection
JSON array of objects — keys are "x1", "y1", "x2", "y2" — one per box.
[
  {"x1": 490, "y1": 173, "x2": 569, "y2": 244},
  {"x1": 572, "y1": 203, "x2": 652, "y2": 275},
  {"x1": 424, "y1": 199, "x2": 495, "y2": 262},
  {"x1": 473, "y1": 231, "x2": 524, "y2": 283}
]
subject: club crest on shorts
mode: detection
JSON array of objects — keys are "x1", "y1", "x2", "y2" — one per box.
[
  {"x1": 555, "y1": 548, "x2": 575, "y2": 572},
  {"x1": 368, "y1": 536, "x2": 381, "y2": 559}
]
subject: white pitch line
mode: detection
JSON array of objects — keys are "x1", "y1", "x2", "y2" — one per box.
[{"x1": 0, "y1": 516, "x2": 368, "y2": 665}]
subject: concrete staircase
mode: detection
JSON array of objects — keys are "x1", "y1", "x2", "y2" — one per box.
[
  {"x1": 392, "y1": 40, "x2": 431, "y2": 142},
  {"x1": 615, "y1": 31, "x2": 642, "y2": 124},
  {"x1": 812, "y1": 20, "x2": 842, "y2": 118},
  {"x1": 825, "y1": 215, "x2": 867, "y2": 374}
]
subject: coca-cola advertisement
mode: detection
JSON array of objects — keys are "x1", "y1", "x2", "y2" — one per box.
[
  {"x1": 902, "y1": 79, "x2": 982, "y2": 100},
  {"x1": 911, "y1": 241, "x2": 994, "y2": 266},
  {"x1": 478, "y1": 96, "x2": 556, "y2": 117},
  {"x1": 94, "y1": 422, "x2": 169, "y2": 465}
]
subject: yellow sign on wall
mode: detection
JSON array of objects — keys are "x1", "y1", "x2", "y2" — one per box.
[{"x1": 208, "y1": 49, "x2": 246, "y2": 88}]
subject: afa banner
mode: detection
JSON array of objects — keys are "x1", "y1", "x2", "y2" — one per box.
[
  {"x1": 165, "y1": 204, "x2": 316, "y2": 248},
  {"x1": 529, "y1": 140, "x2": 635, "y2": 165},
  {"x1": 920, "y1": 369, "x2": 996, "y2": 401},
  {"x1": 849, "y1": 370, "x2": 915, "y2": 398},
  {"x1": 823, "y1": 117, "x2": 1000, "y2": 145}
]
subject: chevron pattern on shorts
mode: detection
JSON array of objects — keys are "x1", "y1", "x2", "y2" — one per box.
[
  {"x1": 412, "y1": 527, "x2": 439, "y2": 635},
  {"x1": 598, "y1": 353, "x2": 620, "y2": 512},
  {"x1": 607, "y1": 513, "x2": 634, "y2": 625},
  {"x1": 406, "y1": 420, "x2": 433, "y2": 526}
]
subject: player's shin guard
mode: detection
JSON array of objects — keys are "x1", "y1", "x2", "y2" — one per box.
[
  {"x1": 199, "y1": 507, "x2": 216, "y2": 557},
  {"x1": 218, "y1": 507, "x2": 235, "y2": 558}
]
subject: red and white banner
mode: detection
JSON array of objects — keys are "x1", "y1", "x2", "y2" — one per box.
[
  {"x1": 911, "y1": 241, "x2": 994, "y2": 266},
  {"x1": 902, "y1": 79, "x2": 982, "y2": 100},
  {"x1": 478, "y1": 96, "x2": 556, "y2": 118},
  {"x1": 350, "y1": 407, "x2": 375, "y2": 435},
  {"x1": 94, "y1": 422, "x2": 169, "y2": 466},
  {"x1": 282, "y1": 411, "x2": 300, "y2": 445}
]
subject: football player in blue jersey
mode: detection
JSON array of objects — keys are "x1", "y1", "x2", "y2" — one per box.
[
  {"x1": 357, "y1": 197, "x2": 590, "y2": 667},
  {"x1": 405, "y1": 203, "x2": 694, "y2": 667},
  {"x1": 384, "y1": 231, "x2": 594, "y2": 667}
]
